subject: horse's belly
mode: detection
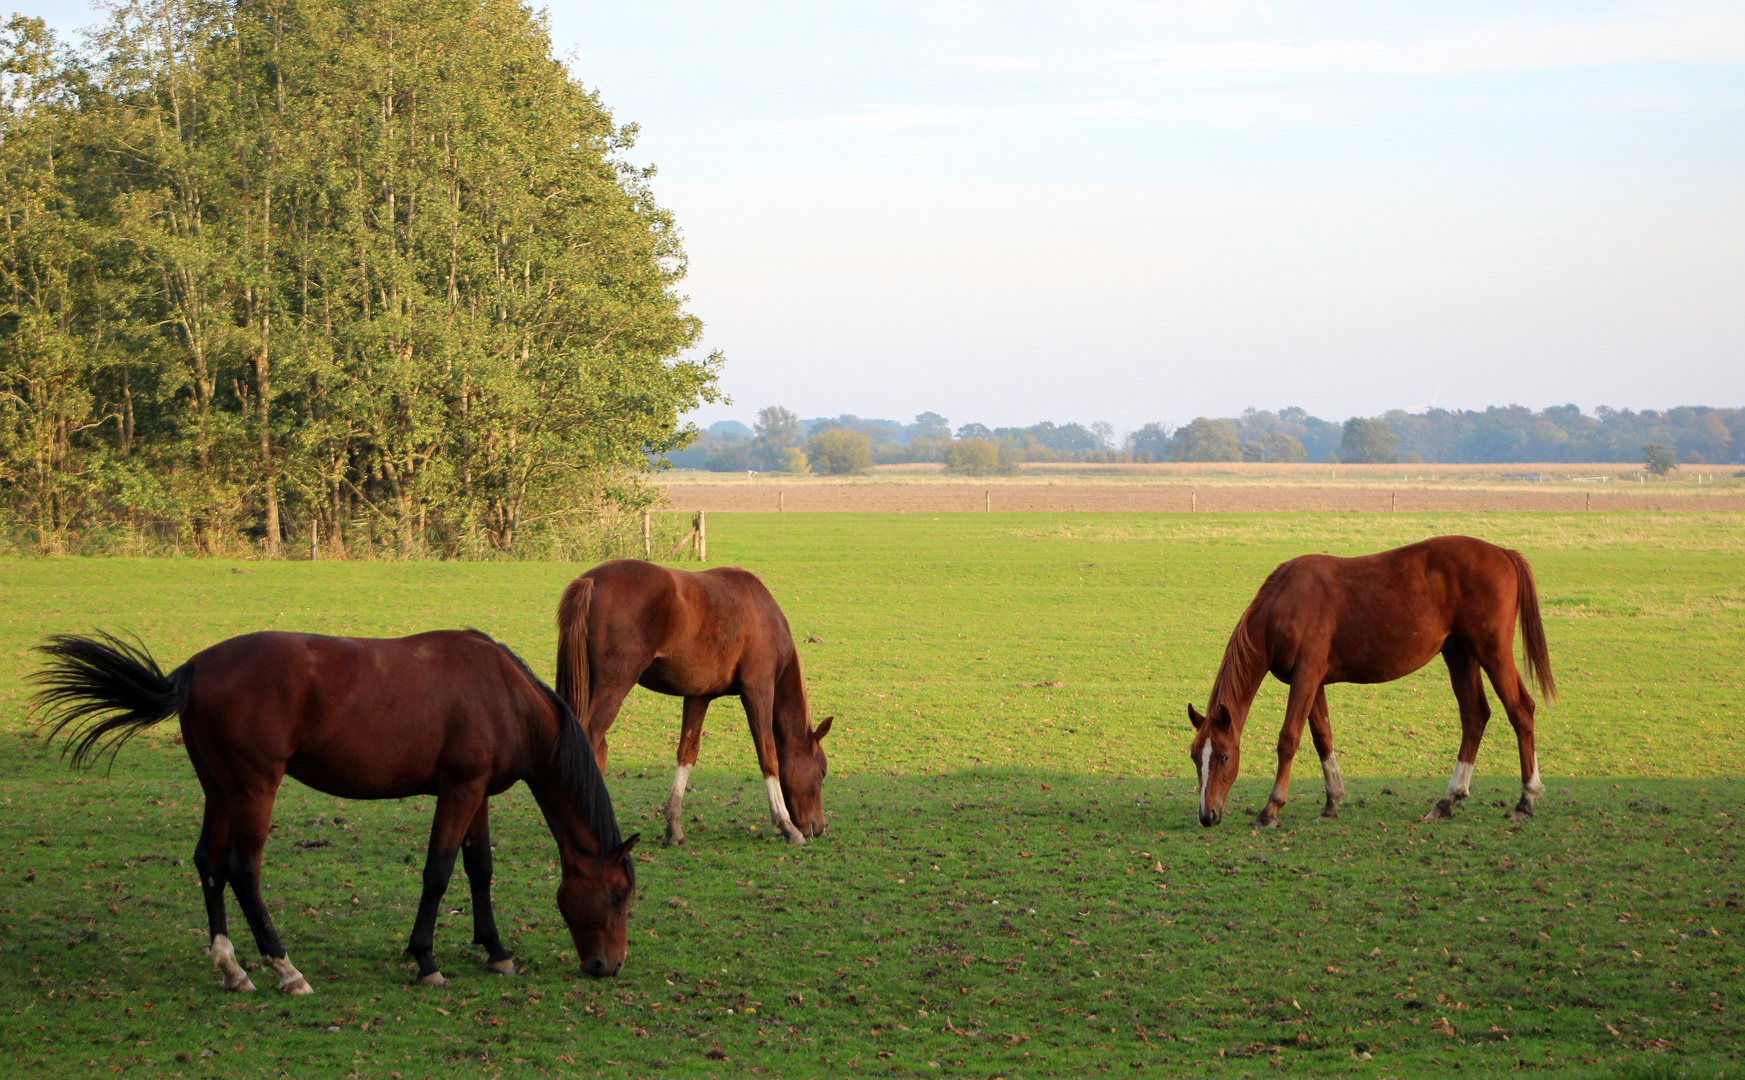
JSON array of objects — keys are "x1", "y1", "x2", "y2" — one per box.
[
  {"x1": 638, "y1": 657, "x2": 731, "y2": 698},
  {"x1": 285, "y1": 753, "x2": 442, "y2": 800}
]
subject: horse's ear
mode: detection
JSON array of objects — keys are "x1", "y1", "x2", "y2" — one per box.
[
  {"x1": 613, "y1": 834, "x2": 640, "y2": 862},
  {"x1": 813, "y1": 716, "x2": 833, "y2": 742},
  {"x1": 1211, "y1": 703, "x2": 1235, "y2": 729},
  {"x1": 1187, "y1": 704, "x2": 1205, "y2": 730}
]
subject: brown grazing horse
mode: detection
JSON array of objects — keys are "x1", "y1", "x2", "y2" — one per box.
[
  {"x1": 557, "y1": 559, "x2": 831, "y2": 846},
  {"x1": 32, "y1": 630, "x2": 638, "y2": 992},
  {"x1": 1188, "y1": 535, "x2": 1555, "y2": 828}
]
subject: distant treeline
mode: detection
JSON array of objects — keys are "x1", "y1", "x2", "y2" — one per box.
[
  {"x1": 672, "y1": 404, "x2": 1744, "y2": 473},
  {"x1": 1, "y1": 6, "x2": 716, "y2": 558}
]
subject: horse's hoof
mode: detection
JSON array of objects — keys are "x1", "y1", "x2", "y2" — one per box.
[
  {"x1": 222, "y1": 975, "x2": 256, "y2": 992},
  {"x1": 1421, "y1": 805, "x2": 1453, "y2": 823},
  {"x1": 1318, "y1": 810, "x2": 1339, "y2": 822},
  {"x1": 663, "y1": 830, "x2": 685, "y2": 847},
  {"x1": 782, "y1": 828, "x2": 807, "y2": 846},
  {"x1": 1506, "y1": 809, "x2": 1534, "y2": 823},
  {"x1": 279, "y1": 977, "x2": 314, "y2": 996},
  {"x1": 418, "y1": 971, "x2": 447, "y2": 987},
  {"x1": 1253, "y1": 815, "x2": 1279, "y2": 829},
  {"x1": 487, "y1": 958, "x2": 516, "y2": 976}
]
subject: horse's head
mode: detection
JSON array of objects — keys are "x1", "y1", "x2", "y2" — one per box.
[
  {"x1": 1187, "y1": 704, "x2": 1240, "y2": 827},
  {"x1": 779, "y1": 716, "x2": 832, "y2": 838},
  {"x1": 556, "y1": 834, "x2": 639, "y2": 977}
]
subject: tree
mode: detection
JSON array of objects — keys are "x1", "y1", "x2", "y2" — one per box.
[
  {"x1": 1168, "y1": 418, "x2": 1240, "y2": 462},
  {"x1": 1126, "y1": 423, "x2": 1170, "y2": 462},
  {"x1": 0, "y1": 0, "x2": 721, "y2": 556},
  {"x1": 807, "y1": 428, "x2": 871, "y2": 475},
  {"x1": 909, "y1": 412, "x2": 949, "y2": 441},
  {"x1": 1254, "y1": 432, "x2": 1306, "y2": 462},
  {"x1": 751, "y1": 406, "x2": 801, "y2": 470},
  {"x1": 1340, "y1": 418, "x2": 1399, "y2": 464},
  {"x1": 955, "y1": 422, "x2": 992, "y2": 441},
  {"x1": 1643, "y1": 442, "x2": 1678, "y2": 475}
]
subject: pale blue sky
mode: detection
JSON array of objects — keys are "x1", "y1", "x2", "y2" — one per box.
[{"x1": 23, "y1": 1, "x2": 1745, "y2": 435}]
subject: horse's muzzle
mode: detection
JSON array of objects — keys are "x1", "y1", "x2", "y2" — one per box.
[
  {"x1": 1198, "y1": 807, "x2": 1223, "y2": 828},
  {"x1": 582, "y1": 955, "x2": 623, "y2": 978}
]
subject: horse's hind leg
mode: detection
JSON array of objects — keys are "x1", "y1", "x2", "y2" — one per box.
[
  {"x1": 193, "y1": 796, "x2": 252, "y2": 991},
  {"x1": 407, "y1": 782, "x2": 489, "y2": 986},
  {"x1": 1257, "y1": 678, "x2": 1321, "y2": 829},
  {"x1": 461, "y1": 801, "x2": 514, "y2": 975},
  {"x1": 1477, "y1": 642, "x2": 1542, "y2": 822},
  {"x1": 1423, "y1": 642, "x2": 1490, "y2": 822},
  {"x1": 223, "y1": 788, "x2": 312, "y2": 994},
  {"x1": 1306, "y1": 687, "x2": 1346, "y2": 820},
  {"x1": 663, "y1": 696, "x2": 710, "y2": 846}
]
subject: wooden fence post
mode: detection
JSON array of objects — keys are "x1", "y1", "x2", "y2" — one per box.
[
  {"x1": 1190, "y1": 492, "x2": 1196, "y2": 512},
  {"x1": 643, "y1": 511, "x2": 651, "y2": 559},
  {"x1": 694, "y1": 510, "x2": 707, "y2": 562},
  {"x1": 779, "y1": 489, "x2": 785, "y2": 512},
  {"x1": 985, "y1": 490, "x2": 991, "y2": 512},
  {"x1": 311, "y1": 520, "x2": 318, "y2": 562}
]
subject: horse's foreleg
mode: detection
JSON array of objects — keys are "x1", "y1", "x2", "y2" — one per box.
[
  {"x1": 461, "y1": 802, "x2": 514, "y2": 975},
  {"x1": 1257, "y1": 678, "x2": 1319, "y2": 828},
  {"x1": 743, "y1": 686, "x2": 805, "y2": 845},
  {"x1": 194, "y1": 799, "x2": 252, "y2": 991},
  {"x1": 222, "y1": 790, "x2": 310, "y2": 995},
  {"x1": 408, "y1": 783, "x2": 488, "y2": 986},
  {"x1": 664, "y1": 697, "x2": 710, "y2": 846},
  {"x1": 1306, "y1": 687, "x2": 1345, "y2": 820},
  {"x1": 1425, "y1": 643, "x2": 1490, "y2": 822}
]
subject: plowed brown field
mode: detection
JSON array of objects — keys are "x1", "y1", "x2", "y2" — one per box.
[{"x1": 657, "y1": 462, "x2": 1742, "y2": 513}]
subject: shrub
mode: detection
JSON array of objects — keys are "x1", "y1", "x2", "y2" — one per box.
[{"x1": 807, "y1": 429, "x2": 872, "y2": 475}]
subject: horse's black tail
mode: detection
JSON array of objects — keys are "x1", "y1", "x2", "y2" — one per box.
[{"x1": 31, "y1": 632, "x2": 189, "y2": 770}]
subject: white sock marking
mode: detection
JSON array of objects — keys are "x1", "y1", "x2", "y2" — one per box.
[
  {"x1": 668, "y1": 764, "x2": 693, "y2": 811},
  {"x1": 267, "y1": 954, "x2": 308, "y2": 992},
  {"x1": 1198, "y1": 743, "x2": 1213, "y2": 818},
  {"x1": 765, "y1": 775, "x2": 796, "y2": 830},
  {"x1": 1526, "y1": 753, "x2": 1544, "y2": 797},
  {"x1": 1446, "y1": 760, "x2": 1475, "y2": 799},
  {"x1": 1321, "y1": 753, "x2": 1346, "y2": 801}
]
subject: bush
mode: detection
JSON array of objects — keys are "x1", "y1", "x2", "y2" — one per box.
[
  {"x1": 945, "y1": 438, "x2": 1000, "y2": 475},
  {"x1": 781, "y1": 447, "x2": 810, "y2": 474},
  {"x1": 807, "y1": 429, "x2": 872, "y2": 475},
  {"x1": 1167, "y1": 418, "x2": 1241, "y2": 462},
  {"x1": 1643, "y1": 442, "x2": 1678, "y2": 475}
]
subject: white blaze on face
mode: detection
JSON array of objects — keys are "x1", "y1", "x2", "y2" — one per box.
[
  {"x1": 1198, "y1": 742, "x2": 1213, "y2": 817},
  {"x1": 764, "y1": 775, "x2": 795, "y2": 829}
]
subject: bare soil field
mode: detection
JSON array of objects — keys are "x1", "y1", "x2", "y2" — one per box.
[{"x1": 658, "y1": 462, "x2": 1744, "y2": 513}]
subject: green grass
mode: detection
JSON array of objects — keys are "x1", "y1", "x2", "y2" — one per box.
[{"x1": 0, "y1": 511, "x2": 1742, "y2": 1078}]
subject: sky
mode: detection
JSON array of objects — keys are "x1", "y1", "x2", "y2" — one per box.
[{"x1": 21, "y1": 1, "x2": 1745, "y2": 437}]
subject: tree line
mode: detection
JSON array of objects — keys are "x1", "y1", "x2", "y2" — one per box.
[
  {"x1": 674, "y1": 404, "x2": 1744, "y2": 473},
  {"x1": 1, "y1": 3, "x2": 717, "y2": 557}
]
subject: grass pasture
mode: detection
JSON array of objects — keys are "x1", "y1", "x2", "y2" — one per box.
[{"x1": 1, "y1": 511, "x2": 1742, "y2": 1079}]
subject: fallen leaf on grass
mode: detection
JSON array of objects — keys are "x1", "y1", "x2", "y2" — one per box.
[{"x1": 1430, "y1": 1017, "x2": 1456, "y2": 1037}]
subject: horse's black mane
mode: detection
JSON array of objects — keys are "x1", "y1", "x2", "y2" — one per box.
[{"x1": 487, "y1": 637, "x2": 624, "y2": 856}]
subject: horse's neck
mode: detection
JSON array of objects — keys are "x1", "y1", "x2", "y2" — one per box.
[
  {"x1": 772, "y1": 655, "x2": 810, "y2": 750},
  {"x1": 526, "y1": 776, "x2": 607, "y2": 873},
  {"x1": 1210, "y1": 623, "x2": 1267, "y2": 725}
]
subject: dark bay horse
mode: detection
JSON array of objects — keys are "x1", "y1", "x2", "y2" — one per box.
[
  {"x1": 557, "y1": 559, "x2": 831, "y2": 846},
  {"x1": 1188, "y1": 535, "x2": 1555, "y2": 828},
  {"x1": 32, "y1": 630, "x2": 638, "y2": 992}
]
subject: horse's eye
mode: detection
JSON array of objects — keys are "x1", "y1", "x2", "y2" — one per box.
[{"x1": 1218, "y1": 754, "x2": 1230, "y2": 764}]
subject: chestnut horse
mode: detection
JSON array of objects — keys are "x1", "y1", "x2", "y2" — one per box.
[
  {"x1": 33, "y1": 629, "x2": 638, "y2": 992},
  {"x1": 1188, "y1": 535, "x2": 1555, "y2": 828},
  {"x1": 557, "y1": 559, "x2": 831, "y2": 846}
]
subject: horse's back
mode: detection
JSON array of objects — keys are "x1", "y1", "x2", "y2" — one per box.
[
  {"x1": 182, "y1": 630, "x2": 536, "y2": 798},
  {"x1": 1255, "y1": 536, "x2": 1520, "y2": 683}
]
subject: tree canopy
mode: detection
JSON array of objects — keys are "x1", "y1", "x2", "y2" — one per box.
[{"x1": 0, "y1": 2, "x2": 718, "y2": 556}]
